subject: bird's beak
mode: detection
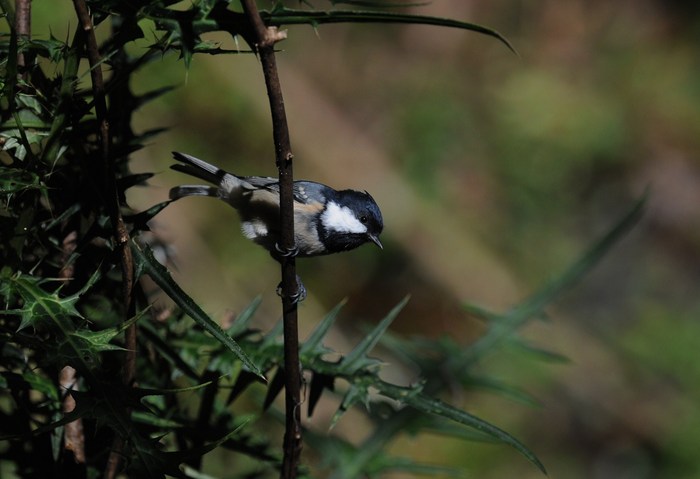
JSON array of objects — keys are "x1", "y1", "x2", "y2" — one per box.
[{"x1": 368, "y1": 234, "x2": 383, "y2": 250}]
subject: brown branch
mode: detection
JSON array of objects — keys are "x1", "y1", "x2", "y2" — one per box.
[
  {"x1": 58, "y1": 231, "x2": 87, "y2": 465},
  {"x1": 239, "y1": 2, "x2": 301, "y2": 478},
  {"x1": 70, "y1": 2, "x2": 136, "y2": 478},
  {"x1": 14, "y1": 0, "x2": 30, "y2": 73},
  {"x1": 59, "y1": 365, "x2": 86, "y2": 464}
]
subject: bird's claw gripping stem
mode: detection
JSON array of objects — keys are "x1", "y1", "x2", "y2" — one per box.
[{"x1": 276, "y1": 275, "x2": 307, "y2": 304}]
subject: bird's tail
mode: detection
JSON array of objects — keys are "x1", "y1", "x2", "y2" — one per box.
[
  {"x1": 169, "y1": 185, "x2": 219, "y2": 201},
  {"x1": 170, "y1": 151, "x2": 231, "y2": 185}
]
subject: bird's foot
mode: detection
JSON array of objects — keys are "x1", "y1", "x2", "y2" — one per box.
[
  {"x1": 276, "y1": 275, "x2": 307, "y2": 304},
  {"x1": 274, "y1": 242, "x2": 299, "y2": 258}
]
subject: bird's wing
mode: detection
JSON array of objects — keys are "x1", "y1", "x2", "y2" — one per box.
[
  {"x1": 243, "y1": 178, "x2": 329, "y2": 205},
  {"x1": 243, "y1": 175, "x2": 279, "y2": 189}
]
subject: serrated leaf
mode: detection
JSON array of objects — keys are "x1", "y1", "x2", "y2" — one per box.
[
  {"x1": 0, "y1": 386, "x2": 127, "y2": 441},
  {"x1": 117, "y1": 172, "x2": 155, "y2": 192},
  {"x1": 66, "y1": 329, "x2": 125, "y2": 353},
  {"x1": 192, "y1": 44, "x2": 252, "y2": 55},
  {"x1": 330, "y1": 382, "x2": 371, "y2": 428},
  {"x1": 42, "y1": 30, "x2": 82, "y2": 165},
  {"x1": 307, "y1": 372, "x2": 335, "y2": 417},
  {"x1": 258, "y1": 319, "x2": 284, "y2": 351},
  {"x1": 263, "y1": 6, "x2": 516, "y2": 54},
  {"x1": 0, "y1": 399, "x2": 86, "y2": 441},
  {"x1": 3, "y1": 17, "x2": 18, "y2": 116},
  {"x1": 132, "y1": 411, "x2": 183, "y2": 429},
  {"x1": 128, "y1": 417, "x2": 251, "y2": 479},
  {"x1": 15, "y1": 92, "x2": 43, "y2": 116},
  {"x1": 41, "y1": 203, "x2": 81, "y2": 232},
  {"x1": 130, "y1": 241, "x2": 265, "y2": 379},
  {"x1": 462, "y1": 301, "x2": 503, "y2": 322},
  {"x1": 460, "y1": 195, "x2": 646, "y2": 366},
  {"x1": 0, "y1": 168, "x2": 44, "y2": 194},
  {"x1": 0, "y1": 371, "x2": 59, "y2": 401},
  {"x1": 65, "y1": 307, "x2": 144, "y2": 357},
  {"x1": 4, "y1": 269, "x2": 99, "y2": 331},
  {"x1": 226, "y1": 294, "x2": 262, "y2": 337},
  {"x1": 407, "y1": 415, "x2": 500, "y2": 443},
  {"x1": 124, "y1": 434, "x2": 190, "y2": 479},
  {"x1": 135, "y1": 377, "x2": 219, "y2": 398},
  {"x1": 375, "y1": 381, "x2": 546, "y2": 474},
  {"x1": 124, "y1": 200, "x2": 172, "y2": 231},
  {"x1": 466, "y1": 376, "x2": 540, "y2": 407},
  {"x1": 339, "y1": 296, "x2": 408, "y2": 374},
  {"x1": 227, "y1": 370, "x2": 264, "y2": 405},
  {"x1": 174, "y1": 9, "x2": 198, "y2": 69},
  {"x1": 27, "y1": 36, "x2": 68, "y2": 62},
  {"x1": 262, "y1": 367, "x2": 285, "y2": 411},
  {"x1": 508, "y1": 338, "x2": 571, "y2": 364},
  {"x1": 139, "y1": 320, "x2": 201, "y2": 381},
  {"x1": 300, "y1": 298, "x2": 346, "y2": 357}
]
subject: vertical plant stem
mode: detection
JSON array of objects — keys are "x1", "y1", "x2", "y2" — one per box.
[
  {"x1": 59, "y1": 366, "x2": 86, "y2": 463},
  {"x1": 14, "y1": 0, "x2": 30, "y2": 74},
  {"x1": 70, "y1": 2, "x2": 135, "y2": 477},
  {"x1": 58, "y1": 231, "x2": 87, "y2": 466},
  {"x1": 14, "y1": 0, "x2": 89, "y2": 469},
  {"x1": 239, "y1": 2, "x2": 302, "y2": 477}
]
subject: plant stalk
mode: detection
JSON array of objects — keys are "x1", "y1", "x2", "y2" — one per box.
[
  {"x1": 240, "y1": 1, "x2": 302, "y2": 478},
  {"x1": 70, "y1": 1, "x2": 136, "y2": 477},
  {"x1": 14, "y1": 0, "x2": 30, "y2": 74}
]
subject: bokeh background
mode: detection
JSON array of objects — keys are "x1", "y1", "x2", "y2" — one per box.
[{"x1": 28, "y1": 1, "x2": 700, "y2": 477}]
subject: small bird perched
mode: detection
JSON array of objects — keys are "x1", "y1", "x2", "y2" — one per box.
[{"x1": 168, "y1": 152, "x2": 384, "y2": 260}]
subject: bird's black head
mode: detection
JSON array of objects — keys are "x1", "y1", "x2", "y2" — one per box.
[{"x1": 318, "y1": 189, "x2": 384, "y2": 253}]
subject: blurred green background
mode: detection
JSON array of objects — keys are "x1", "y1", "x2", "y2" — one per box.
[{"x1": 27, "y1": 1, "x2": 700, "y2": 477}]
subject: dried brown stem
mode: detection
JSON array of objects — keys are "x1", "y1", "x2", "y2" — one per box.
[
  {"x1": 239, "y1": 2, "x2": 302, "y2": 478},
  {"x1": 58, "y1": 231, "x2": 86, "y2": 465},
  {"x1": 70, "y1": 1, "x2": 136, "y2": 477},
  {"x1": 14, "y1": 0, "x2": 30, "y2": 73},
  {"x1": 59, "y1": 365, "x2": 86, "y2": 464}
]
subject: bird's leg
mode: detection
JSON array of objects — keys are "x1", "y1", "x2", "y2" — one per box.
[
  {"x1": 274, "y1": 242, "x2": 299, "y2": 258},
  {"x1": 276, "y1": 275, "x2": 307, "y2": 304},
  {"x1": 272, "y1": 244, "x2": 305, "y2": 303}
]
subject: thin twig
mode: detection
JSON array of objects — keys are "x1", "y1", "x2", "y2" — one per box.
[
  {"x1": 70, "y1": 1, "x2": 136, "y2": 478},
  {"x1": 14, "y1": 0, "x2": 30, "y2": 74},
  {"x1": 59, "y1": 365, "x2": 86, "y2": 464},
  {"x1": 58, "y1": 231, "x2": 87, "y2": 465},
  {"x1": 239, "y1": 2, "x2": 302, "y2": 478}
]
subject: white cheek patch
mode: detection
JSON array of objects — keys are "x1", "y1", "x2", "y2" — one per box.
[
  {"x1": 321, "y1": 201, "x2": 367, "y2": 234},
  {"x1": 241, "y1": 220, "x2": 268, "y2": 239}
]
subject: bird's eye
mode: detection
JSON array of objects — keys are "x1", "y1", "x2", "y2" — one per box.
[{"x1": 360, "y1": 215, "x2": 368, "y2": 224}]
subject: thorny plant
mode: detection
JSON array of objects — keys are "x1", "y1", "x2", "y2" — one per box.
[{"x1": 0, "y1": 1, "x2": 643, "y2": 478}]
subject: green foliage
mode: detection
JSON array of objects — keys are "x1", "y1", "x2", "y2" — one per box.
[
  {"x1": 0, "y1": 1, "x2": 642, "y2": 478},
  {"x1": 132, "y1": 242, "x2": 263, "y2": 378}
]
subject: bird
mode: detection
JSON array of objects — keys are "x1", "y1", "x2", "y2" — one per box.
[{"x1": 168, "y1": 151, "x2": 384, "y2": 261}]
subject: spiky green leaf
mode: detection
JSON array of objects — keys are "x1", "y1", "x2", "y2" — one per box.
[
  {"x1": 339, "y1": 296, "x2": 408, "y2": 374},
  {"x1": 130, "y1": 241, "x2": 264, "y2": 379},
  {"x1": 375, "y1": 381, "x2": 547, "y2": 474},
  {"x1": 263, "y1": 6, "x2": 516, "y2": 54},
  {"x1": 301, "y1": 298, "x2": 346, "y2": 358}
]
